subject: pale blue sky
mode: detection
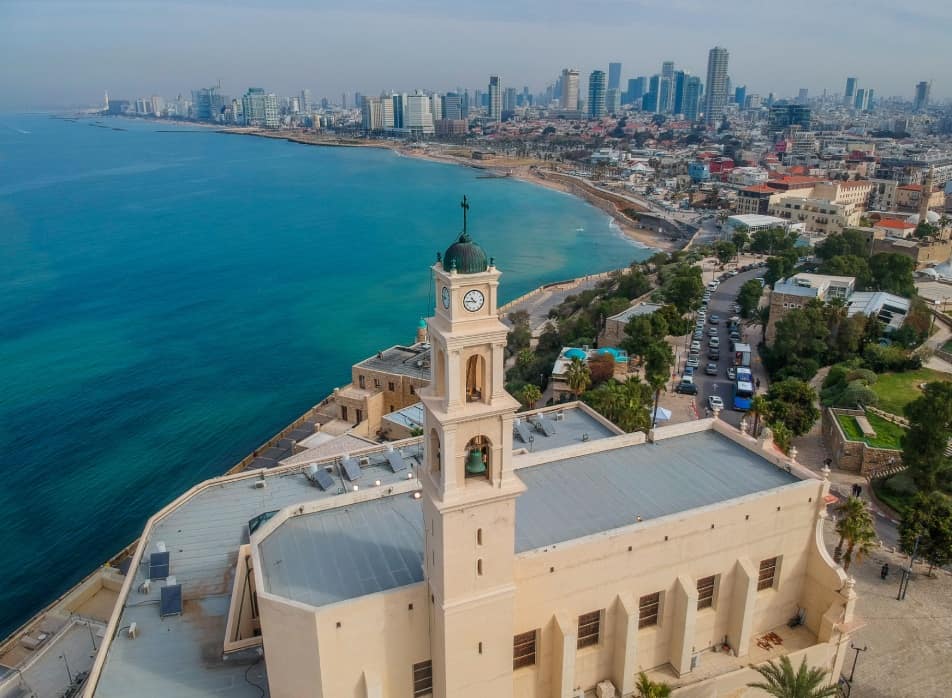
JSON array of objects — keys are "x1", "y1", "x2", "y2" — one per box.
[{"x1": 1, "y1": 0, "x2": 948, "y2": 109}]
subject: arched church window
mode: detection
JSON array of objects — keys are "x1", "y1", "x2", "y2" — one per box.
[
  {"x1": 429, "y1": 429, "x2": 441, "y2": 475},
  {"x1": 464, "y1": 435, "x2": 491, "y2": 480},
  {"x1": 465, "y1": 354, "x2": 486, "y2": 403}
]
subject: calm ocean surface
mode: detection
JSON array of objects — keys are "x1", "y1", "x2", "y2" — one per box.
[{"x1": 0, "y1": 114, "x2": 649, "y2": 636}]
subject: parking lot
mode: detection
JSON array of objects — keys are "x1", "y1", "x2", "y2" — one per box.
[{"x1": 673, "y1": 266, "x2": 766, "y2": 428}]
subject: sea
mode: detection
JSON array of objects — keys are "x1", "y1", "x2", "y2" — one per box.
[{"x1": 0, "y1": 113, "x2": 649, "y2": 638}]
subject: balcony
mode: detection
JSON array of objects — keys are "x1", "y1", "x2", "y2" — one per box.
[{"x1": 645, "y1": 623, "x2": 818, "y2": 692}]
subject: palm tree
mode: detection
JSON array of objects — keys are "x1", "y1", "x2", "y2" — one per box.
[
  {"x1": 635, "y1": 671, "x2": 671, "y2": 698},
  {"x1": 517, "y1": 384, "x2": 541, "y2": 411},
  {"x1": 516, "y1": 348, "x2": 534, "y2": 370},
  {"x1": 748, "y1": 394, "x2": 769, "y2": 437},
  {"x1": 833, "y1": 496, "x2": 866, "y2": 562},
  {"x1": 565, "y1": 357, "x2": 591, "y2": 400},
  {"x1": 747, "y1": 655, "x2": 839, "y2": 698},
  {"x1": 834, "y1": 496, "x2": 877, "y2": 572}
]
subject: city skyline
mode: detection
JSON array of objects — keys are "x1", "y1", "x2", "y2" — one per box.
[{"x1": 1, "y1": 0, "x2": 948, "y2": 110}]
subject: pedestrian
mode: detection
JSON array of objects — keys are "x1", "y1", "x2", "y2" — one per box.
[
  {"x1": 755, "y1": 378, "x2": 761, "y2": 390},
  {"x1": 880, "y1": 563, "x2": 889, "y2": 580}
]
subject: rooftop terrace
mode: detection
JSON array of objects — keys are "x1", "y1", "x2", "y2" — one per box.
[{"x1": 354, "y1": 344, "x2": 431, "y2": 381}]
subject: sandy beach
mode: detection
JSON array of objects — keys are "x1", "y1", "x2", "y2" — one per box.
[{"x1": 217, "y1": 127, "x2": 681, "y2": 252}]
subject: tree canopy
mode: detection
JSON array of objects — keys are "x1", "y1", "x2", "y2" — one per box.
[
  {"x1": 899, "y1": 491, "x2": 952, "y2": 574},
  {"x1": 764, "y1": 378, "x2": 820, "y2": 436},
  {"x1": 902, "y1": 382, "x2": 952, "y2": 493}
]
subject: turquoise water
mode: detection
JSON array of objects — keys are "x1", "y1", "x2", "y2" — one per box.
[{"x1": 0, "y1": 114, "x2": 649, "y2": 636}]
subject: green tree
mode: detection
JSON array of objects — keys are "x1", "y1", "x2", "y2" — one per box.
[
  {"x1": 764, "y1": 249, "x2": 800, "y2": 286},
  {"x1": 516, "y1": 348, "x2": 535, "y2": 370},
  {"x1": 663, "y1": 267, "x2": 705, "y2": 313},
  {"x1": 815, "y1": 230, "x2": 870, "y2": 260},
  {"x1": 622, "y1": 312, "x2": 669, "y2": 362},
  {"x1": 833, "y1": 495, "x2": 869, "y2": 562},
  {"x1": 517, "y1": 383, "x2": 541, "y2": 410},
  {"x1": 902, "y1": 382, "x2": 952, "y2": 492},
  {"x1": 818, "y1": 255, "x2": 872, "y2": 290},
  {"x1": 732, "y1": 230, "x2": 750, "y2": 254},
  {"x1": 635, "y1": 672, "x2": 672, "y2": 698},
  {"x1": 767, "y1": 303, "x2": 831, "y2": 377},
  {"x1": 565, "y1": 357, "x2": 592, "y2": 399},
  {"x1": 644, "y1": 342, "x2": 674, "y2": 427},
  {"x1": 834, "y1": 496, "x2": 877, "y2": 572},
  {"x1": 748, "y1": 394, "x2": 769, "y2": 437},
  {"x1": 869, "y1": 252, "x2": 916, "y2": 297},
  {"x1": 747, "y1": 655, "x2": 839, "y2": 698},
  {"x1": 765, "y1": 379, "x2": 820, "y2": 436},
  {"x1": 583, "y1": 379, "x2": 652, "y2": 433},
  {"x1": 750, "y1": 226, "x2": 797, "y2": 255},
  {"x1": 914, "y1": 220, "x2": 938, "y2": 239},
  {"x1": 899, "y1": 491, "x2": 952, "y2": 574},
  {"x1": 737, "y1": 279, "x2": 764, "y2": 318},
  {"x1": 714, "y1": 240, "x2": 737, "y2": 265}
]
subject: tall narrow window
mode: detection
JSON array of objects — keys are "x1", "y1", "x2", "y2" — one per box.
[
  {"x1": 638, "y1": 592, "x2": 661, "y2": 628},
  {"x1": 358, "y1": 374, "x2": 365, "y2": 389},
  {"x1": 758, "y1": 557, "x2": 778, "y2": 591},
  {"x1": 476, "y1": 528, "x2": 483, "y2": 546},
  {"x1": 513, "y1": 630, "x2": 537, "y2": 669},
  {"x1": 412, "y1": 661, "x2": 432, "y2": 698},
  {"x1": 577, "y1": 610, "x2": 601, "y2": 648},
  {"x1": 476, "y1": 559, "x2": 483, "y2": 576},
  {"x1": 429, "y1": 430, "x2": 441, "y2": 475},
  {"x1": 465, "y1": 354, "x2": 485, "y2": 402},
  {"x1": 697, "y1": 576, "x2": 716, "y2": 610}
]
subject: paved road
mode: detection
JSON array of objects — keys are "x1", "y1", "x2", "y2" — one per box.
[{"x1": 674, "y1": 267, "x2": 766, "y2": 428}]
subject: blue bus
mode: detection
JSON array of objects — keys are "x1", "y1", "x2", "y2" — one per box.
[{"x1": 733, "y1": 367, "x2": 754, "y2": 410}]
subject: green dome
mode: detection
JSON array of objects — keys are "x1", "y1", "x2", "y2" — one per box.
[
  {"x1": 443, "y1": 232, "x2": 488, "y2": 274},
  {"x1": 418, "y1": 317, "x2": 427, "y2": 329}
]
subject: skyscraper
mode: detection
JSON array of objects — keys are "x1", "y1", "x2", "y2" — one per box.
[
  {"x1": 488, "y1": 76, "x2": 501, "y2": 121},
  {"x1": 608, "y1": 62, "x2": 622, "y2": 91},
  {"x1": 844, "y1": 77, "x2": 858, "y2": 106},
  {"x1": 734, "y1": 85, "x2": 747, "y2": 108},
  {"x1": 560, "y1": 69, "x2": 579, "y2": 111},
  {"x1": 914, "y1": 81, "x2": 931, "y2": 112},
  {"x1": 683, "y1": 76, "x2": 703, "y2": 122},
  {"x1": 853, "y1": 89, "x2": 868, "y2": 111},
  {"x1": 191, "y1": 85, "x2": 227, "y2": 121},
  {"x1": 660, "y1": 61, "x2": 675, "y2": 113},
  {"x1": 588, "y1": 70, "x2": 606, "y2": 118},
  {"x1": 625, "y1": 77, "x2": 646, "y2": 106},
  {"x1": 502, "y1": 87, "x2": 517, "y2": 114},
  {"x1": 361, "y1": 96, "x2": 383, "y2": 131},
  {"x1": 430, "y1": 93, "x2": 443, "y2": 121},
  {"x1": 443, "y1": 92, "x2": 463, "y2": 121},
  {"x1": 606, "y1": 89, "x2": 621, "y2": 115},
  {"x1": 673, "y1": 71, "x2": 687, "y2": 115},
  {"x1": 704, "y1": 46, "x2": 729, "y2": 125},
  {"x1": 241, "y1": 88, "x2": 278, "y2": 128},
  {"x1": 299, "y1": 89, "x2": 311, "y2": 114}
]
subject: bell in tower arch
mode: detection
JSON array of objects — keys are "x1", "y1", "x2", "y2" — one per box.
[{"x1": 465, "y1": 448, "x2": 487, "y2": 475}]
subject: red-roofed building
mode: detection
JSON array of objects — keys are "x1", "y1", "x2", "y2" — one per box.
[{"x1": 896, "y1": 184, "x2": 944, "y2": 211}]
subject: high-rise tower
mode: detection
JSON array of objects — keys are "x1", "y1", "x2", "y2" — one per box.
[
  {"x1": 844, "y1": 77, "x2": 858, "y2": 106},
  {"x1": 588, "y1": 70, "x2": 606, "y2": 118},
  {"x1": 608, "y1": 62, "x2": 622, "y2": 91},
  {"x1": 914, "y1": 80, "x2": 931, "y2": 112},
  {"x1": 420, "y1": 197, "x2": 525, "y2": 698},
  {"x1": 704, "y1": 46, "x2": 729, "y2": 125},
  {"x1": 488, "y1": 76, "x2": 502, "y2": 121},
  {"x1": 560, "y1": 68, "x2": 579, "y2": 112}
]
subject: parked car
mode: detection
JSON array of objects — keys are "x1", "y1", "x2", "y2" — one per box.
[
  {"x1": 707, "y1": 327, "x2": 718, "y2": 337},
  {"x1": 708, "y1": 395, "x2": 724, "y2": 410},
  {"x1": 708, "y1": 348, "x2": 720, "y2": 360},
  {"x1": 726, "y1": 366, "x2": 736, "y2": 380},
  {"x1": 686, "y1": 356, "x2": 700, "y2": 369},
  {"x1": 704, "y1": 362, "x2": 718, "y2": 376},
  {"x1": 690, "y1": 340, "x2": 701, "y2": 352},
  {"x1": 683, "y1": 365, "x2": 695, "y2": 376},
  {"x1": 709, "y1": 337, "x2": 720, "y2": 349},
  {"x1": 676, "y1": 379, "x2": 698, "y2": 395},
  {"x1": 709, "y1": 314, "x2": 720, "y2": 324}
]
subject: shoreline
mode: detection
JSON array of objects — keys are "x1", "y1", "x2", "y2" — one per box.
[{"x1": 216, "y1": 127, "x2": 681, "y2": 252}]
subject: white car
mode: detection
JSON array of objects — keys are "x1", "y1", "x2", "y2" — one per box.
[
  {"x1": 708, "y1": 395, "x2": 724, "y2": 410},
  {"x1": 686, "y1": 356, "x2": 700, "y2": 368}
]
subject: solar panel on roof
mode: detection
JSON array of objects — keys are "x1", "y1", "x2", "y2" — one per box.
[
  {"x1": 341, "y1": 457, "x2": 361, "y2": 481},
  {"x1": 149, "y1": 551, "x2": 170, "y2": 580},
  {"x1": 537, "y1": 415, "x2": 556, "y2": 437},
  {"x1": 514, "y1": 421, "x2": 533, "y2": 444},
  {"x1": 314, "y1": 468, "x2": 335, "y2": 490},
  {"x1": 386, "y1": 450, "x2": 407, "y2": 472},
  {"x1": 160, "y1": 584, "x2": 183, "y2": 617}
]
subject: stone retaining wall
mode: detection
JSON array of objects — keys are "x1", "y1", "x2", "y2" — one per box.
[{"x1": 821, "y1": 407, "x2": 903, "y2": 476}]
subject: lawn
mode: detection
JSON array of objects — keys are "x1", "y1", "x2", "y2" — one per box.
[
  {"x1": 869, "y1": 368, "x2": 952, "y2": 417},
  {"x1": 836, "y1": 412, "x2": 906, "y2": 450},
  {"x1": 871, "y1": 471, "x2": 917, "y2": 515}
]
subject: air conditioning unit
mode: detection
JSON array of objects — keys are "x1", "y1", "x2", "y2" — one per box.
[
  {"x1": 127, "y1": 622, "x2": 138, "y2": 639},
  {"x1": 139, "y1": 579, "x2": 151, "y2": 594},
  {"x1": 359, "y1": 457, "x2": 370, "y2": 466},
  {"x1": 555, "y1": 411, "x2": 564, "y2": 421},
  {"x1": 596, "y1": 679, "x2": 618, "y2": 698},
  {"x1": 253, "y1": 480, "x2": 266, "y2": 489}
]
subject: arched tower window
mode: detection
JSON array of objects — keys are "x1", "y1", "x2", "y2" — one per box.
[
  {"x1": 429, "y1": 429, "x2": 441, "y2": 475},
  {"x1": 465, "y1": 354, "x2": 486, "y2": 403},
  {"x1": 464, "y1": 435, "x2": 491, "y2": 480}
]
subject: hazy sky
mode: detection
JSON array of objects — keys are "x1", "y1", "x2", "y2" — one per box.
[{"x1": 1, "y1": 0, "x2": 948, "y2": 109}]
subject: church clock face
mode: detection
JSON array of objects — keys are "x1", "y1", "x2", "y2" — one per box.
[
  {"x1": 441, "y1": 286, "x2": 450, "y2": 309},
  {"x1": 462, "y1": 289, "x2": 485, "y2": 312}
]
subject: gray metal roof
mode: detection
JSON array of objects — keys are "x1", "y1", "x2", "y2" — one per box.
[
  {"x1": 513, "y1": 407, "x2": 619, "y2": 453},
  {"x1": 257, "y1": 430, "x2": 799, "y2": 608},
  {"x1": 513, "y1": 430, "x2": 799, "y2": 552},
  {"x1": 93, "y1": 445, "x2": 421, "y2": 698},
  {"x1": 258, "y1": 496, "x2": 424, "y2": 608},
  {"x1": 354, "y1": 344, "x2": 431, "y2": 380}
]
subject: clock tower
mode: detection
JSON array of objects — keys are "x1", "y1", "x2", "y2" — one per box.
[{"x1": 419, "y1": 197, "x2": 524, "y2": 698}]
